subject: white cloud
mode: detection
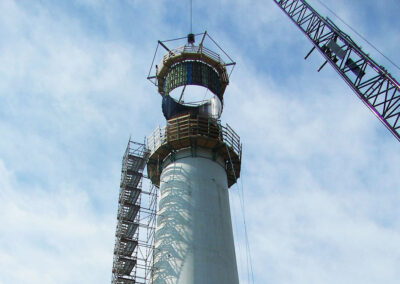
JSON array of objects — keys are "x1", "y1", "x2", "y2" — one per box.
[
  {"x1": 1, "y1": 0, "x2": 400, "y2": 283},
  {"x1": 0, "y1": 159, "x2": 115, "y2": 283},
  {"x1": 247, "y1": 188, "x2": 400, "y2": 284}
]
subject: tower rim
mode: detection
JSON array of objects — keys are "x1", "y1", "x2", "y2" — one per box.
[{"x1": 156, "y1": 44, "x2": 230, "y2": 99}]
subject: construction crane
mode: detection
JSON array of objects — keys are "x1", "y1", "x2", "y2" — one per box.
[{"x1": 273, "y1": 0, "x2": 400, "y2": 142}]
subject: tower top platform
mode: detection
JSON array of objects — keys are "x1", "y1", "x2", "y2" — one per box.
[
  {"x1": 147, "y1": 32, "x2": 236, "y2": 114},
  {"x1": 156, "y1": 44, "x2": 230, "y2": 101}
]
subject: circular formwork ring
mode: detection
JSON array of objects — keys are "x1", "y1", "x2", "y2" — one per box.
[
  {"x1": 156, "y1": 47, "x2": 230, "y2": 101},
  {"x1": 162, "y1": 61, "x2": 223, "y2": 102}
]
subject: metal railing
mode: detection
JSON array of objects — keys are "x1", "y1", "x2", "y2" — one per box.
[
  {"x1": 147, "y1": 115, "x2": 242, "y2": 159},
  {"x1": 147, "y1": 125, "x2": 167, "y2": 155},
  {"x1": 162, "y1": 45, "x2": 224, "y2": 66}
]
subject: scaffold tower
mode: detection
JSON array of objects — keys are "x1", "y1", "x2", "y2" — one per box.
[{"x1": 111, "y1": 140, "x2": 157, "y2": 284}]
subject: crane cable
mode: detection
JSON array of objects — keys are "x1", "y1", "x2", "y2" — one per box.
[
  {"x1": 190, "y1": 0, "x2": 193, "y2": 34},
  {"x1": 314, "y1": 0, "x2": 400, "y2": 72}
]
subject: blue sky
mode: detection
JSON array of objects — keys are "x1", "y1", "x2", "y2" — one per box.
[{"x1": 1, "y1": 0, "x2": 400, "y2": 283}]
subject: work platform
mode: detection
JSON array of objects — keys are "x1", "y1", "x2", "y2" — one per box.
[
  {"x1": 156, "y1": 45, "x2": 230, "y2": 100},
  {"x1": 147, "y1": 113, "x2": 242, "y2": 188}
]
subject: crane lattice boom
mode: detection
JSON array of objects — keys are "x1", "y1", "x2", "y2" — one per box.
[{"x1": 274, "y1": 0, "x2": 400, "y2": 141}]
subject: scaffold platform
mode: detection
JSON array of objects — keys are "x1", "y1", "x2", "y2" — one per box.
[{"x1": 147, "y1": 114, "x2": 242, "y2": 188}]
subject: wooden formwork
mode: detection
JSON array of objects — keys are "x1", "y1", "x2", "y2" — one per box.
[
  {"x1": 156, "y1": 45, "x2": 229, "y2": 98},
  {"x1": 147, "y1": 114, "x2": 241, "y2": 188}
]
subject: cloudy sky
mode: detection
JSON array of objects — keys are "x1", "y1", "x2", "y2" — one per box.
[{"x1": 1, "y1": 0, "x2": 400, "y2": 283}]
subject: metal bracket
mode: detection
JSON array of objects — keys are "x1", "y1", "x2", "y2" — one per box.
[{"x1": 305, "y1": 46, "x2": 316, "y2": 60}]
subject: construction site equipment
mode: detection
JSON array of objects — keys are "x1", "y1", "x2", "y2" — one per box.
[
  {"x1": 274, "y1": 0, "x2": 400, "y2": 141},
  {"x1": 111, "y1": 141, "x2": 157, "y2": 284}
]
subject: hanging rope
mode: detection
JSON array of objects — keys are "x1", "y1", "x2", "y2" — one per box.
[
  {"x1": 225, "y1": 144, "x2": 255, "y2": 284},
  {"x1": 231, "y1": 186, "x2": 245, "y2": 282},
  {"x1": 147, "y1": 42, "x2": 159, "y2": 82}
]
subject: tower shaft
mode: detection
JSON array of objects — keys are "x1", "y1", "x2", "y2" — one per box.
[
  {"x1": 152, "y1": 148, "x2": 239, "y2": 284},
  {"x1": 145, "y1": 33, "x2": 241, "y2": 284}
]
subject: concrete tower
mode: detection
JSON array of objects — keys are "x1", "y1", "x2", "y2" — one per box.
[{"x1": 147, "y1": 32, "x2": 242, "y2": 284}]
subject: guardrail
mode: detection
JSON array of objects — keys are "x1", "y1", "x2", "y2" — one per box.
[
  {"x1": 147, "y1": 125, "x2": 167, "y2": 155},
  {"x1": 147, "y1": 114, "x2": 242, "y2": 160},
  {"x1": 162, "y1": 45, "x2": 224, "y2": 66}
]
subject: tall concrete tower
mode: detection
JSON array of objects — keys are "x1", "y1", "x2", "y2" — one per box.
[{"x1": 147, "y1": 32, "x2": 242, "y2": 284}]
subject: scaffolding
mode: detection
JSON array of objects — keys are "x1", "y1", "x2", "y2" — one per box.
[{"x1": 112, "y1": 140, "x2": 157, "y2": 284}]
